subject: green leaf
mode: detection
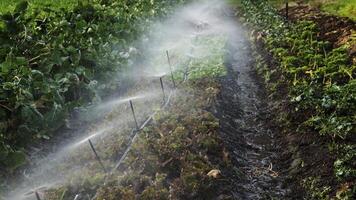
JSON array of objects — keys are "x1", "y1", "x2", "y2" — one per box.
[
  {"x1": 0, "y1": 143, "x2": 9, "y2": 161},
  {"x1": 0, "y1": 62, "x2": 11, "y2": 73},
  {"x1": 5, "y1": 151, "x2": 27, "y2": 170},
  {"x1": 15, "y1": 57, "x2": 28, "y2": 66},
  {"x1": 14, "y1": 1, "x2": 29, "y2": 13}
]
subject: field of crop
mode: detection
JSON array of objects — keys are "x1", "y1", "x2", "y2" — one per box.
[
  {"x1": 241, "y1": 0, "x2": 355, "y2": 198},
  {"x1": 1, "y1": 0, "x2": 355, "y2": 199},
  {"x1": 0, "y1": 0, "x2": 187, "y2": 176}
]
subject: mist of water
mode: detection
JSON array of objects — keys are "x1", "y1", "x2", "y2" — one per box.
[{"x1": 5, "y1": 1, "x2": 247, "y2": 199}]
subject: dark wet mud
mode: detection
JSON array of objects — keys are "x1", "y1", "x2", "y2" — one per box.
[{"x1": 214, "y1": 17, "x2": 297, "y2": 199}]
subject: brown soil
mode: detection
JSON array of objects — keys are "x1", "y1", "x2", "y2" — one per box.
[
  {"x1": 249, "y1": 32, "x2": 339, "y2": 199},
  {"x1": 240, "y1": 4, "x2": 356, "y2": 199}
]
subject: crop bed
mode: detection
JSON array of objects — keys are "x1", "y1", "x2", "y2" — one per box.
[
  {"x1": 6, "y1": 28, "x2": 232, "y2": 199},
  {"x1": 239, "y1": 0, "x2": 355, "y2": 199},
  {"x1": 0, "y1": 0, "x2": 189, "y2": 173}
]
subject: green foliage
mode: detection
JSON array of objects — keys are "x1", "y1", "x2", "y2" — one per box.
[
  {"x1": 321, "y1": 0, "x2": 356, "y2": 20},
  {"x1": 331, "y1": 143, "x2": 356, "y2": 180},
  {"x1": 187, "y1": 36, "x2": 227, "y2": 80},
  {"x1": 0, "y1": 0, "x2": 79, "y2": 14},
  {"x1": 0, "y1": 0, "x2": 187, "y2": 170},
  {"x1": 172, "y1": 35, "x2": 227, "y2": 81},
  {"x1": 0, "y1": 150, "x2": 26, "y2": 171},
  {"x1": 241, "y1": 0, "x2": 355, "y2": 198},
  {"x1": 302, "y1": 176, "x2": 332, "y2": 200},
  {"x1": 266, "y1": 0, "x2": 356, "y2": 20}
]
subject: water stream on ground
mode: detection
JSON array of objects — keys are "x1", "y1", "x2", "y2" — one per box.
[{"x1": 214, "y1": 9, "x2": 291, "y2": 199}]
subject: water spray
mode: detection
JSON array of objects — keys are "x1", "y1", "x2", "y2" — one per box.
[
  {"x1": 129, "y1": 100, "x2": 139, "y2": 130},
  {"x1": 88, "y1": 139, "x2": 107, "y2": 174},
  {"x1": 6, "y1": 2, "x2": 237, "y2": 199},
  {"x1": 166, "y1": 50, "x2": 176, "y2": 88},
  {"x1": 160, "y1": 77, "x2": 166, "y2": 103},
  {"x1": 35, "y1": 191, "x2": 41, "y2": 200}
]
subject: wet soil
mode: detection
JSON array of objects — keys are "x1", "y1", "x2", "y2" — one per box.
[
  {"x1": 214, "y1": 17, "x2": 300, "y2": 199},
  {"x1": 248, "y1": 26, "x2": 341, "y2": 200},
  {"x1": 243, "y1": 5, "x2": 353, "y2": 197}
]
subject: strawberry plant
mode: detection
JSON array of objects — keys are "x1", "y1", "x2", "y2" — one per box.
[
  {"x1": 240, "y1": 0, "x2": 355, "y2": 199},
  {"x1": 0, "y1": 0, "x2": 188, "y2": 171}
]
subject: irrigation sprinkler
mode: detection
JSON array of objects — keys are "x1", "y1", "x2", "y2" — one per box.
[
  {"x1": 160, "y1": 77, "x2": 166, "y2": 103},
  {"x1": 285, "y1": 0, "x2": 289, "y2": 20},
  {"x1": 129, "y1": 100, "x2": 139, "y2": 130},
  {"x1": 35, "y1": 191, "x2": 41, "y2": 200},
  {"x1": 88, "y1": 139, "x2": 107, "y2": 174},
  {"x1": 74, "y1": 194, "x2": 80, "y2": 200},
  {"x1": 166, "y1": 50, "x2": 176, "y2": 88},
  {"x1": 183, "y1": 62, "x2": 190, "y2": 81}
]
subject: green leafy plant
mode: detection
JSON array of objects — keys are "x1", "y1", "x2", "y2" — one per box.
[
  {"x1": 0, "y1": 0, "x2": 188, "y2": 171},
  {"x1": 240, "y1": 0, "x2": 355, "y2": 198}
]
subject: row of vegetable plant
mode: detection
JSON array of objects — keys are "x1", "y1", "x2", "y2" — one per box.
[
  {"x1": 239, "y1": 0, "x2": 355, "y2": 199},
  {"x1": 0, "y1": 0, "x2": 187, "y2": 171},
  {"x1": 41, "y1": 33, "x2": 231, "y2": 199}
]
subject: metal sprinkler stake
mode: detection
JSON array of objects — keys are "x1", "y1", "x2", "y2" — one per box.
[
  {"x1": 88, "y1": 139, "x2": 107, "y2": 174},
  {"x1": 166, "y1": 50, "x2": 176, "y2": 88},
  {"x1": 184, "y1": 65, "x2": 189, "y2": 81},
  {"x1": 285, "y1": 0, "x2": 289, "y2": 20},
  {"x1": 129, "y1": 100, "x2": 139, "y2": 130},
  {"x1": 160, "y1": 77, "x2": 166, "y2": 103},
  {"x1": 35, "y1": 191, "x2": 41, "y2": 200}
]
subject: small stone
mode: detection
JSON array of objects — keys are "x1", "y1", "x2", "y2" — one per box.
[{"x1": 207, "y1": 169, "x2": 221, "y2": 178}]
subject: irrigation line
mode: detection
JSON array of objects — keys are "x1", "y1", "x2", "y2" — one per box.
[
  {"x1": 107, "y1": 48, "x2": 191, "y2": 177},
  {"x1": 112, "y1": 91, "x2": 174, "y2": 172},
  {"x1": 89, "y1": 91, "x2": 175, "y2": 200},
  {"x1": 89, "y1": 44, "x2": 196, "y2": 200}
]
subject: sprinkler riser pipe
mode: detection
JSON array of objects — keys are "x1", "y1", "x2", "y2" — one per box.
[
  {"x1": 160, "y1": 77, "x2": 166, "y2": 103},
  {"x1": 129, "y1": 100, "x2": 139, "y2": 130},
  {"x1": 88, "y1": 139, "x2": 107, "y2": 174},
  {"x1": 166, "y1": 50, "x2": 176, "y2": 88},
  {"x1": 285, "y1": 1, "x2": 289, "y2": 20},
  {"x1": 35, "y1": 191, "x2": 41, "y2": 200}
]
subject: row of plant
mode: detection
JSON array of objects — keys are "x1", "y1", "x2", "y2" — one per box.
[
  {"x1": 239, "y1": 0, "x2": 355, "y2": 199},
  {"x1": 40, "y1": 34, "x2": 231, "y2": 199},
  {"x1": 0, "y1": 0, "x2": 188, "y2": 170},
  {"x1": 266, "y1": 0, "x2": 356, "y2": 20}
]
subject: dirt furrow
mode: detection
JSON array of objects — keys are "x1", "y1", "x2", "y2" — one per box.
[{"x1": 214, "y1": 15, "x2": 295, "y2": 199}]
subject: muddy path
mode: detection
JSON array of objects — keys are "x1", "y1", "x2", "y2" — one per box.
[{"x1": 214, "y1": 13, "x2": 300, "y2": 199}]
